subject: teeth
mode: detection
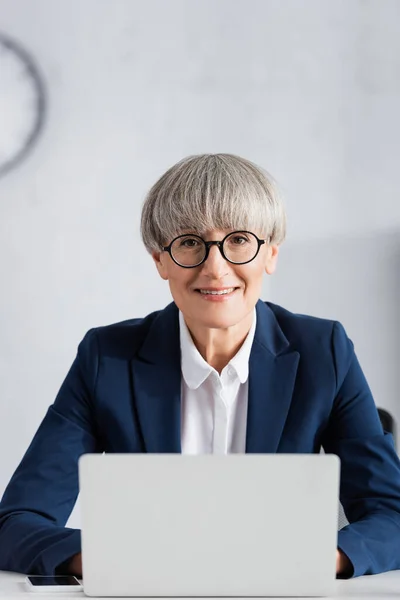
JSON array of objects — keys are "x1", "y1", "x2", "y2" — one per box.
[{"x1": 199, "y1": 288, "x2": 235, "y2": 295}]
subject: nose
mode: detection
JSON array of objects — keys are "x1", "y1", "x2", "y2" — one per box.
[{"x1": 200, "y1": 244, "x2": 230, "y2": 278}]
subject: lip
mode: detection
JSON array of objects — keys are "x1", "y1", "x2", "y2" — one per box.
[
  {"x1": 195, "y1": 287, "x2": 237, "y2": 291},
  {"x1": 194, "y1": 286, "x2": 239, "y2": 302}
]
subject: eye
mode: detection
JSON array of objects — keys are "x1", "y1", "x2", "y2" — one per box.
[
  {"x1": 179, "y1": 237, "x2": 201, "y2": 248},
  {"x1": 229, "y1": 235, "x2": 249, "y2": 245}
]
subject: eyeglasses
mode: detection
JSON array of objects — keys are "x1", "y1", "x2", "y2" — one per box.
[{"x1": 162, "y1": 231, "x2": 269, "y2": 268}]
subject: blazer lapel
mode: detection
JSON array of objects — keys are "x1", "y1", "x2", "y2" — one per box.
[
  {"x1": 246, "y1": 301, "x2": 300, "y2": 453},
  {"x1": 130, "y1": 300, "x2": 299, "y2": 454},
  {"x1": 131, "y1": 303, "x2": 182, "y2": 453}
]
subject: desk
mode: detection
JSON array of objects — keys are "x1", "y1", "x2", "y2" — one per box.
[{"x1": 1, "y1": 570, "x2": 400, "y2": 599}]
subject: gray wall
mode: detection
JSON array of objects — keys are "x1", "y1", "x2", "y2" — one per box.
[
  {"x1": 1, "y1": 0, "x2": 399, "y2": 529},
  {"x1": 272, "y1": 230, "x2": 400, "y2": 438}
]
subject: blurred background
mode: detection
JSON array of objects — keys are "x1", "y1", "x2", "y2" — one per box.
[{"x1": 0, "y1": 0, "x2": 399, "y2": 527}]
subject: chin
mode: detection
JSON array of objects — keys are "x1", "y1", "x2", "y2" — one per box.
[{"x1": 194, "y1": 313, "x2": 243, "y2": 330}]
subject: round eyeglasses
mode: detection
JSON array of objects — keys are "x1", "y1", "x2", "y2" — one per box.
[{"x1": 162, "y1": 231, "x2": 269, "y2": 268}]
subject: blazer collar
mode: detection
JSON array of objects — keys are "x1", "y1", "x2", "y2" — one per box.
[
  {"x1": 132, "y1": 301, "x2": 299, "y2": 453},
  {"x1": 246, "y1": 302, "x2": 299, "y2": 452},
  {"x1": 138, "y1": 301, "x2": 181, "y2": 366}
]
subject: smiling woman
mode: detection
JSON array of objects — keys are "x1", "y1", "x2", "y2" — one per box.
[
  {"x1": 142, "y1": 155, "x2": 281, "y2": 347},
  {"x1": 1, "y1": 154, "x2": 400, "y2": 580}
]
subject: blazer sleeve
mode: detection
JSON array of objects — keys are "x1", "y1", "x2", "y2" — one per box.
[
  {"x1": 321, "y1": 321, "x2": 400, "y2": 577},
  {"x1": 0, "y1": 329, "x2": 102, "y2": 575}
]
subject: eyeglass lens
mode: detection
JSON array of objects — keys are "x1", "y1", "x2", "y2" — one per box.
[{"x1": 170, "y1": 231, "x2": 259, "y2": 266}]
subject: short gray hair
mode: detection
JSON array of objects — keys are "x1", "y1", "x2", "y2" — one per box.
[{"x1": 140, "y1": 153, "x2": 286, "y2": 253}]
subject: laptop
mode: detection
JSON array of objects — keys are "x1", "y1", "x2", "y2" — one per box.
[{"x1": 78, "y1": 454, "x2": 340, "y2": 597}]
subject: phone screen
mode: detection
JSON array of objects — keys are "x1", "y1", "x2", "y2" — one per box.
[{"x1": 27, "y1": 576, "x2": 80, "y2": 586}]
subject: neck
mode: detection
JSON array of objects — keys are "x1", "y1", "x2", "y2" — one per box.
[{"x1": 184, "y1": 310, "x2": 254, "y2": 373}]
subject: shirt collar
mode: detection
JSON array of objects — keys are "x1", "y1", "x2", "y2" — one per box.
[{"x1": 179, "y1": 309, "x2": 257, "y2": 389}]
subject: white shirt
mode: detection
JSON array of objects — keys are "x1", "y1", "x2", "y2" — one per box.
[{"x1": 179, "y1": 310, "x2": 257, "y2": 454}]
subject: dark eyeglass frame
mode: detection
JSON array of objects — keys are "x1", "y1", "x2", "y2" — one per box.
[{"x1": 162, "y1": 230, "x2": 269, "y2": 268}]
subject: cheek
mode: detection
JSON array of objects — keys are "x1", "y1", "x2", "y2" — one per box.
[
  {"x1": 238, "y1": 263, "x2": 265, "y2": 289},
  {"x1": 168, "y1": 269, "x2": 195, "y2": 294}
]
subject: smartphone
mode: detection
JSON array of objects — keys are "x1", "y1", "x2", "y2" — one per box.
[{"x1": 25, "y1": 575, "x2": 82, "y2": 592}]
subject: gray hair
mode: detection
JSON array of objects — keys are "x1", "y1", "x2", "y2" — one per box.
[{"x1": 140, "y1": 153, "x2": 286, "y2": 253}]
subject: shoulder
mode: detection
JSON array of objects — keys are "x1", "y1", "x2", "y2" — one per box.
[
  {"x1": 265, "y1": 301, "x2": 337, "y2": 337},
  {"x1": 77, "y1": 307, "x2": 167, "y2": 359},
  {"x1": 265, "y1": 301, "x2": 354, "y2": 384}
]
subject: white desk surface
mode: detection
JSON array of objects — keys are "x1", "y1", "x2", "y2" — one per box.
[{"x1": 1, "y1": 570, "x2": 400, "y2": 600}]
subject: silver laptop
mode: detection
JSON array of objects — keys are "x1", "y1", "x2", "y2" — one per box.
[{"x1": 78, "y1": 454, "x2": 340, "y2": 597}]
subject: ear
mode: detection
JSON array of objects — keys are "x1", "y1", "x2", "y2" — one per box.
[
  {"x1": 265, "y1": 244, "x2": 279, "y2": 275},
  {"x1": 152, "y1": 252, "x2": 169, "y2": 281}
]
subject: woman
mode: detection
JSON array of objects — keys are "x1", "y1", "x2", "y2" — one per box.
[{"x1": 0, "y1": 154, "x2": 400, "y2": 578}]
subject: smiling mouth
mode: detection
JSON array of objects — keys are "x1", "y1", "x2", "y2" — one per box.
[{"x1": 195, "y1": 287, "x2": 239, "y2": 296}]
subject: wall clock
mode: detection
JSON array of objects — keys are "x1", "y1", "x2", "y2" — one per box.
[{"x1": 0, "y1": 33, "x2": 46, "y2": 177}]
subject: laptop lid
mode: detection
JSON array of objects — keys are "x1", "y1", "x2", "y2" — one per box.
[{"x1": 79, "y1": 454, "x2": 340, "y2": 597}]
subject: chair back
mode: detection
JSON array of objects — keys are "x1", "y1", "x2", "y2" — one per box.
[{"x1": 377, "y1": 408, "x2": 396, "y2": 446}]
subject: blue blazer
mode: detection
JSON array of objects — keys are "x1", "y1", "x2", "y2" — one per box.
[{"x1": 1, "y1": 300, "x2": 400, "y2": 577}]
